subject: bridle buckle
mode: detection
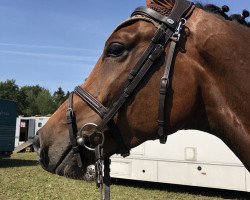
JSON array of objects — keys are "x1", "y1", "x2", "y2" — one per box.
[
  {"x1": 66, "y1": 108, "x2": 75, "y2": 124},
  {"x1": 171, "y1": 18, "x2": 187, "y2": 42}
]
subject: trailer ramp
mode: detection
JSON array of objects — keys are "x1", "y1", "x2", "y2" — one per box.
[{"x1": 14, "y1": 139, "x2": 33, "y2": 153}]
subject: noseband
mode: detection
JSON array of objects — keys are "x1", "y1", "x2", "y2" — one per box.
[{"x1": 66, "y1": 0, "x2": 194, "y2": 199}]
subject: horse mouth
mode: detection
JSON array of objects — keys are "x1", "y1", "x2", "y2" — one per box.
[
  {"x1": 55, "y1": 149, "x2": 86, "y2": 179},
  {"x1": 39, "y1": 146, "x2": 92, "y2": 180}
]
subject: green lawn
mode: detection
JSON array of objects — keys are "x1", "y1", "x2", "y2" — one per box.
[{"x1": 0, "y1": 153, "x2": 249, "y2": 200}]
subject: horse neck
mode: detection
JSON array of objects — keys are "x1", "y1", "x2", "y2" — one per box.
[{"x1": 190, "y1": 9, "x2": 250, "y2": 169}]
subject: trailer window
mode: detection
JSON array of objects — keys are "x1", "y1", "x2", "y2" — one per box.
[{"x1": 38, "y1": 122, "x2": 43, "y2": 127}]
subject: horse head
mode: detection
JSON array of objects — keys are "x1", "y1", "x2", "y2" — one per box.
[{"x1": 34, "y1": 0, "x2": 250, "y2": 179}]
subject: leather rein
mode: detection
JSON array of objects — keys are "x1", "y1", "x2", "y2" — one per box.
[{"x1": 66, "y1": 1, "x2": 194, "y2": 199}]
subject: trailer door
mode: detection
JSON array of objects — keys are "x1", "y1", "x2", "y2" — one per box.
[{"x1": 28, "y1": 119, "x2": 36, "y2": 140}]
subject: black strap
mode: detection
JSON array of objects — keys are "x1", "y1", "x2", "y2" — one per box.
[
  {"x1": 103, "y1": 159, "x2": 111, "y2": 200},
  {"x1": 132, "y1": 7, "x2": 178, "y2": 29},
  {"x1": 66, "y1": 93, "x2": 83, "y2": 167},
  {"x1": 158, "y1": 40, "x2": 177, "y2": 143},
  {"x1": 75, "y1": 86, "x2": 108, "y2": 118},
  {"x1": 95, "y1": 146, "x2": 111, "y2": 200}
]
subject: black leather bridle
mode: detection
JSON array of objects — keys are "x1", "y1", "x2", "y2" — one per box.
[{"x1": 66, "y1": 1, "x2": 194, "y2": 199}]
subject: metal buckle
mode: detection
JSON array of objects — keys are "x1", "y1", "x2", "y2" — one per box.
[
  {"x1": 171, "y1": 18, "x2": 187, "y2": 42},
  {"x1": 66, "y1": 108, "x2": 74, "y2": 124},
  {"x1": 149, "y1": 44, "x2": 164, "y2": 61}
]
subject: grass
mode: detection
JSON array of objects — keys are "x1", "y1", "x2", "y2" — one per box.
[{"x1": 0, "y1": 153, "x2": 249, "y2": 200}]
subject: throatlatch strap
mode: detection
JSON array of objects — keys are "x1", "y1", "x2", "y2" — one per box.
[{"x1": 158, "y1": 40, "x2": 177, "y2": 144}]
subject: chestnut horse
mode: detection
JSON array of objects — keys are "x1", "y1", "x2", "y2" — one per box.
[{"x1": 34, "y1": 0, "x2": 250, "y2": 180}]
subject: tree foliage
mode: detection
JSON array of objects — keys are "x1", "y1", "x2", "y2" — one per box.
[
  {"x1": 0, "y1": 79, "x2": 69, "y2": 116},
  {"x1": 36, "y1": 89, "x2": 55, "y2": 115},
  {"x1": 0, "y1": 79, "x2": 20, "y2": 101},
  {"x1": 53, "y1": 87, "x2": 68, "y2": 109}
]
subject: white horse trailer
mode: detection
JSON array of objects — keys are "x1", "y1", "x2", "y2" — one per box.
[
  {"x1": 110, "y1": 130, "x2": 250, "y2": 192},
  {"x1": 15, "y1": 116, "x2": 49, "y2": 148}
]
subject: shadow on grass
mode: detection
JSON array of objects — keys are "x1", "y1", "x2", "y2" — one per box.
[
  {"x1": 0, "y1": 158, "x2": 39, "y2": 168},
  {"x1": 111, "y1": 178, "x2": 250, "y2": 199}
]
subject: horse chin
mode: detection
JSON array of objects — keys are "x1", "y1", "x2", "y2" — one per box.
[
  {"x1": 56, "y1": 151, "x2": 96, "y2": 181},
  {"x1": 40, "y1": 147, "x2": 95, "y2": 181}
]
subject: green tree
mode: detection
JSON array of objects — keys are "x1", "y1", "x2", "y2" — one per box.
[
  {"x1": 20, "y1": 85, "x2": 43, "y2": 116},
  {"x1": 0, "y1": 79, "x2": 68, "y2": 116},
  {"x1": 53, "y1": 87, "x2": 66, "y2": 108},
  {"x1": 65, "y1": 91, "x2": 70, "y2": 98},
  {"x1": 0, "y1": 79, "x2": 27, "y2": 115},
  {"x1": 0, "y1": 79, "x2": 19, "y2": 100},
  {"x1": 36, "y1": 89, "x2": 55, "y2": 115},
  {"x1": 20, "y1": 85, "x2": 55, "y2": 116}
]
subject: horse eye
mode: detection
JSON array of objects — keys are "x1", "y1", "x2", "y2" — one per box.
[{"x1": 106, "y1": 43, "x2": 126, "y2": 57}]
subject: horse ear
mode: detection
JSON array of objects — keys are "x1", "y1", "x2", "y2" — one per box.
[{"x1": 146, "y1": 0, "x2": 175, "y2": 16}]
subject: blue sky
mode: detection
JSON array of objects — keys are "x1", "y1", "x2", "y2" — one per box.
[{"x1": 0, "y1": 0, "x2": 249, "y2": 93}]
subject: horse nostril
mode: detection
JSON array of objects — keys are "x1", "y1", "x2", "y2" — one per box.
[{"x1": 33, "y1": 135, "x2": 40, "y2": 153}]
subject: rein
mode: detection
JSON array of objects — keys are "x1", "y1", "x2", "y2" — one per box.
[{"x1": 66, "y1": 0, "x2": 194, "y2": 199}]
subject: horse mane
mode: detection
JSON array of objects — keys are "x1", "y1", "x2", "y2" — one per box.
[{"x1": 195, "y1": 2, "x2": 250, "y2": 27}]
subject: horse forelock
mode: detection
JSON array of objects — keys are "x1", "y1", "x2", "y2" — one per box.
[{"x1": 147, "y1": 0, "x2": 175, "y2": 16}]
